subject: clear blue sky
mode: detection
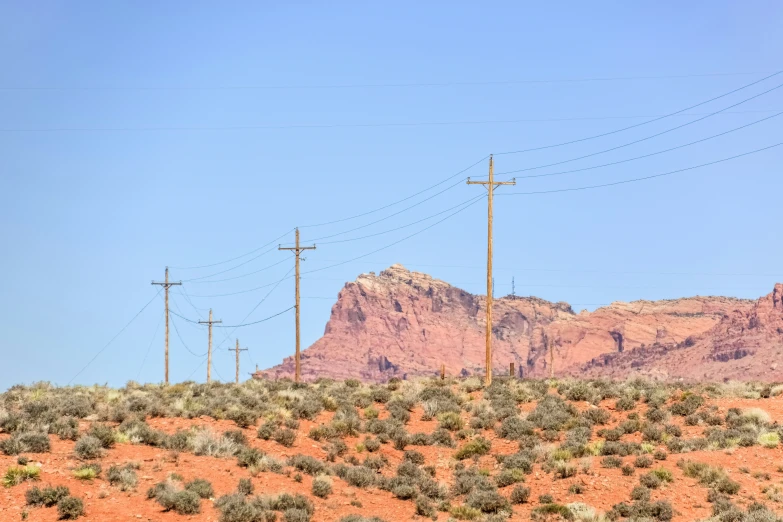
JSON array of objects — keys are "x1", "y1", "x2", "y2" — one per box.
[{"x1": 1, "y1": 2, "x2": 781, "y2": 390}]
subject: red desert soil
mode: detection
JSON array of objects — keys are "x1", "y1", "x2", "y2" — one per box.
[{"x1": 2, "y1": 393, "x2": 783, "y2": 521}]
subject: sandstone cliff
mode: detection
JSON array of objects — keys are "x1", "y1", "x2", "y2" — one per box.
[{"x1": 258, "y1": 264, "x2": 775, "y2": 382}]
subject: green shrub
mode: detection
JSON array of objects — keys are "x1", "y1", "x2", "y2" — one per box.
[
  {"x1": 450, "y1": 505, "x2": 482, "y2": 520},
  {"x1": 415, "y1": 496, "x2": 435, "y2": 517},
  {"x1": 0, "y1": 432, "x2": 51, "y2": 455},
  {"x1": 228, "y1": 409, "x2": 258, "y2": 429},
  {"x1": 257, "y1": 420, "x2": 277, "y2": 440},
  {"x1": 343, "y1": 466, "x2": 375, "y2": 488},
  {"x1": 3, "y1": 465, "x2": 40, "y2": 487},
  {"x1": 72, "y1": 463, "x2": 101, "y2": 481},
  {"x1": 495, "y1": 468, "x2": 525, "y2": 487},
  {"x1": 237, "y1": 447, "x2": 264, "y2": 468},
  {"x1": 466, "y1": 488, "x2": 510, "y2": 513},
  {"x1": 403, "y1": 450, "x2": 425, "y2": 465},
  {"x1": 621, "y1": 464, "x2": 635, "y2": 476},
  {"x1": 601, "y1": 455, "x2": 622, "y2": 468},
  {"x1": 57, "y1": 496, "x2": 85, "y2": 519},
  {"x1": 438, "y1": 412, "x2": 464, "y2": 431},
  {"x1": 639, "y1": 472, "x2": 662, "y2": 489},
  {"x1": 172, "y1": 490, "x2": 201, "y2": 515},
  {"x1": 635, "y1": 455, "x2": 653, "y2": 468},
  {"x1": 364, "y1": 437, "x2": 381, "y2": 452},
  {"x1": 455, "y1": 437, "x2": 491, "y2": 460},
  {"x1": 531, "y1": 503, "x2": 574, "y2": 521}
]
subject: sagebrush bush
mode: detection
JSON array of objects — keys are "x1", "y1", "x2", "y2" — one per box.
[
  {"x1": 3, "y1": 465, "x2": 41, "y2": 487},
  {"x1": 312, "y1": 476, "x2": 332, "y2": 498},
  {"x1": 57, "y1": 496, "x2": 85, "y2": 519},
  {"x1": 454, "y1": 437, "x2": 491, "y2": 460},
  {"x1": 185, "y1": 478, "x2": 213, "y2": 499},
  {"x1": 74, "y1": 435, "x2": 103, "y2": 460},
  {"x1": 273, "y1": 428, "x2": 297, "y2": 448},
  {"x1": 510, "y1": 484, "x2": 531, "y2": 504},
  {"x1": 107, "y1": 464, "x2": 138, "y2": 491},
  {"x1": 25, "y1": 485, "x2": 70, "y2": 507}
]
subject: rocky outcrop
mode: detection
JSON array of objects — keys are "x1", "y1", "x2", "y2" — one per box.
[
  {"x1": 577, "y1": 283, "x2": 783, "y2": 381},
  {"x1": 257, "y1": 264, "x2": 770, "y2": 382}
]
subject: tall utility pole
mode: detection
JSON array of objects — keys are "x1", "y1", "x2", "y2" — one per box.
[
  {"x1": 151, "y1": 267, "x2": 181, "y2": 385},
  {"x1": 512, "y1": 277, "x2": 515, "y2": 297},
  {"x1": 229, "y1": 339, "x2": 248, "y2": 384},
  {"x1": 467, "y1": 155, "x2": 515, "y2": 386},
  {"x1": 198, "y1": 309, "x2": 222, "y2": 383},
  {"x1": 279, "y1": 228, "x2": 316, "y2": 383}
]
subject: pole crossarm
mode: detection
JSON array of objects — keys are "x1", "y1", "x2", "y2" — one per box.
[
  {"x1": 151, "y1": 267, "x2": 182, "y2": 384},
  {"x1": 466, "y1": 155, "x2": 515, "y2": 386},
  {"x1": 279, "y1": 228, "x2": 315, "y2": 383},
  {"x1": 198, "y1": 309, "x2": 222, "y2": 383}
]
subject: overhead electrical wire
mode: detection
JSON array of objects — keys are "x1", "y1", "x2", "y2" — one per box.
[
  {"x1": 500, "y1": 110, "x2": 783, "y2": 181},
  {"x1": 170, "y1": 314, "x2": 207, "y2": 357},
  {"x1": 1, "y1": 71, "x2": 771, "y2": 91},
  {"x1": 181, "y1": 245, "x2": 280, "y2": 282},
  {"x1": 136, "y1": 313, "x2": 164, "y2": 381},
  {"x1": 212, "y1": 306, "x2": 295, "y2": 328},
  {"x1": 496, "y1": 79, "x2": 783, "y2": 175},
  {"x1": 498, "y1": 141, "x2": 783, "y2": 196},
  {"x1": 494, "y1": 70, "x2": 782, "y2": 156},
  {"x1": 188, "y1": 257, "x2": 289, "y2": 285},
  {"x1": 169, "y1": 228, "x2": 294, "y2": 271},
  {"x1": 67, "y1": 289, "x2": 161, "y2": 385}
]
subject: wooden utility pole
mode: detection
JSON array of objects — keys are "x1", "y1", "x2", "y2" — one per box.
[
  {"x1": 198, "y1": 309, "x2": 222, "y2": 383},
  {"x1": 549, "y1": 337, "x2": 555, "y2": 379},
  {"x1": 279, "y1": 228, "x2": 316, "y2": 383},
  {"x1": 468, "y1": 155, "x2": 515, "y2": 386},
  {"x1": 229, "y1": 339, "x2": 248, "y2": 384},
  {"x1": 510, "y1": 362, "x2": 515, "y2": 377},
  {"x1": 151, "y1": 267, "x2": 181, "y2": 384}
]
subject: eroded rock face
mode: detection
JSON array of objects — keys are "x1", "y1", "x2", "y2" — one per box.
[
  {"x1": 577, "y1": 283, "x2": 783, "y2": 382},
  {"x1": 257, "y1": 264, "x2": 768, "y2": 382}
]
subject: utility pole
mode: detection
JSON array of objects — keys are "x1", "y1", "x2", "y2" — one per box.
[
  {"x1": 229, "y1": 339, "x2": 248, "y2": 384},
  {"x1": 279, "y1": 228, "x2": 316, "y2": 383},
  {"x1": 151, "y1": 267, "x2": 181, "y2": 385},
  {"x1": 512, "y1": 277, "x2": 515, "y2": 297},
  {"x1": 467, "y1": 155, "x2": 515, "y2": 386},
  {"x1": 549, "y1": 337, "x2": 555, "y2": 379},
  {"x1": 198, "y1": 309, "x2": 222, "y2": 383}
]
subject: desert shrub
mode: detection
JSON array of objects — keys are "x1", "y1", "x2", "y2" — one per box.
[
  {"x1": 107, "y1": 464, "x2": 138, "y2": 491},
  {"x1": 237, "y1": 447, "x2": 264, "y2": 468},
  {"x1": 257, "y1": 420, "x2": 277, "y2": 440},
  {"x1": 616, "y1": 396, "x2": 636, "y2": 411},
  {"x1": 57, "y1": 496, "x2": 85, "y2": 519},
  {"x1": 528, "y1": 395, "x2": 578, "y2": 432},
  {"x1": 312, "y1": 476, "x2": 332, "y2": 498},
  {"x1": 670, "y1": 394, "x2": 703, "y2": 416},
  {"x1": 679, "y1": 460, "x2": 740, "y2": 495},
  {"x1": 455, "y1": 437, "x2": 491, "y2": 460},
  {"x1": 237, "y1": 478, "x2": 254, "y2": 496},
  {"x1": 50, "y1": 417, "x2": 79, "y2": 441},
  {"x1": 25, "y1": 484, "x2": 70, "y2": 507},
  {"x1": 466, "y1": 488, "x2": 510, "y2": 514},
  {"x1": 496, "y1": 468, "x2": 525, "y2": 487},
  {"x1": 654, "y1": 449, "x2": 668, "y2": 461},
  {"x1": 403, "y1": 450, "x2": 425, "y2": 465},
  {"x1": 227, "y1": 409, "x2": 258, "y2": 429},
  {"x1": 3, "y1": 465, "x2": 41, "y2": 487},
  {"x1": 87, "y1": 423, "x2": 116, "y2": 449},
  {"x1": 438, "y1": 412, "x2": 464, "y2": 432},
  {"x1": 431, "y1": 428, "x2": 455, "y2": 447},
  {"x1": 635, "y1": 455, "x2": 653, "y2": 468},
  {"x1": 289, "y1": 454, "x2": 327, "y2": 476},
  {"x1": 510, "y1": 485, "x2": 531, "y2": 504},
  {"x1": 192, "y1": 429, "x2": 239, "y2": 458},
  {"x1": 501, "y1": 453, "x2": 533, "y2": 474},
  {"x1": 601, "y1": 455, "x2": 622, "y2": 468},
  {"x1": 224, "y1": 429, "x2": 249, "y2": 446},
  {"x1": 343, "y1": 466, "x2": 375, "y2": 488},
  {"x1": 759, "y1": 432, "x2": 780, "y2": 448},
  {"x1": 496, "y1": 416, "x2": 534, "y2": 440},
  {"x1": 450, "y1": 505, "x2": 482, "y2": 520},
  {"x1": 73, "y1": 435, "x2": 103, "y2": 460},
  {"x1": 452, "y1": 467, "x2": 494, "y2": 496},
  {"x1": 1, "y1": 431, "x2": 51, "y2": 455},
  {"x1": 272, "y1": 428, "x2": 297, "y2": 448},
  {"x1": 539, "y1": 494, "x2": 555, "y2": 504},
  {"x1": 640, "y1": 472, "x2": 662, "y2": 489},
  {"x1": 621, "y1": 464, "x2": 635, "y2": 476},
  {"x1": 339, "y1": 517, "x2": 388, "y2": 522},
  {"x1": 364, "y1": 437, "x2": 381, "y2": 452},
  {"x1": 531, "y1": 503, "x2": 574, "y2": 521},
  {"x1": 415, "y1": 495, "x2": 435, "y2": 516},
  {"x1": 73, "y1": 463, "x2": 101, "y2": 481},
  {"x1": 165, "y1": 430, "x2": 193, "y2": 451},
  {"x1": 642, "y1": 424, "x2": 663, "y2": 442},
  {"x1": 185, "y1": 478, "x2": 214, "y2": 499}
]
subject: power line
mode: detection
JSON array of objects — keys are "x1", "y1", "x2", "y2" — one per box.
[
  {"x1": 504, "y1": 110, "x2": 783, "y2": 181},
  {"x1": 181, "y1": 245, "x2": 279, "y2": 282},
  {"x1": 299, "y1": 156, "x2": 487, "y2": 229},
  {"x1": 316, "y1": 195, "x2": 484, "y2": 245},
  {"x1": 1, "y1": 71, "x2": 771, "y2": 91},
  {"x1": 213, "y1": 306, "x2": 295, "y2": 328},
  {"x1": 67, "y1": 289, "x2": 161, "y2": 385},
  {"x1": 494, "y1": 70, "x2": 782, "y2": 156},
  {"x1": 169, "y1": 228, "x2": 293, "y2": 271},
  {"x1": 498, "y1": 141, "x2": 783, "y2": 196},
  {"x1": 136, "y1": 313, "x2": 164, "y2": 382},
  {"x1": 187, "y1": 257, "x2": 289, "y2": 285},
  {"x1": 496, "y1": 80, "x2": 783, "y2": 175},
  {"x1": 170, "y1": 314, "x2": 207, "y2": 357}
]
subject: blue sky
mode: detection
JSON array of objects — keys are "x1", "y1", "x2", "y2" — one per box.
[{"x1": 1, "y1": 2, "x2": 782, "y2": 390}]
